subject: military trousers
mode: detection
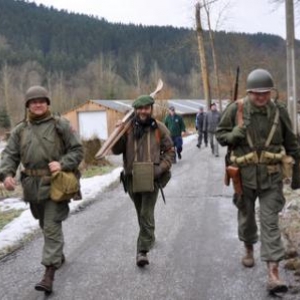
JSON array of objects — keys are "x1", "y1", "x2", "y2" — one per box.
[
  {"x1": 208, "y1": 132, "x2": 219, "y2": 156},
  {"x1": 29, "y1": 200, "x2": 69, "y2": 269},
  {"x1": 236, "y1": 182, "x2": 285, "y2": 262},
  {"x1": 127, "y1": 178, "x2": 159, "y2": 253}
]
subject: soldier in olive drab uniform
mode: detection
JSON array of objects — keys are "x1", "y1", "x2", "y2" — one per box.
[
  {"x1": 0, "y1": 86, "x2": 83, "y2": 294},
  {"x1": 112, "y1": 95, "x2": 174, "y2": 267},
  {"x1": 216, "y1": 69, "x2": 300, "y2": 294}
]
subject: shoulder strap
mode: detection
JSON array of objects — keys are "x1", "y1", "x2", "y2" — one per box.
[
  {"x1": 236, "y1": 99, "x2": 244, "y2": 127},
  {"x1": 265, "y1": 106, "x2": 280, "y2": 147}
]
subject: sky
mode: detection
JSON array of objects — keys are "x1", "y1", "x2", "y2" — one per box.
[
  {"x1": 31, "y1": 0, "x2": 296, "y2": 39},
  {"x1": 0, "y1": 134, "x2": 195, "y2": 257}
]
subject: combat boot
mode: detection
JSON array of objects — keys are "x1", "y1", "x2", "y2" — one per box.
[
  {"x1": 242, "y1": 243, "x2": 255, "y2": 268},
  {"x1": 266, "y1": 262, "x2": 288, "y2": 294},
  {"x1": 35, "y1": 266, "x2": 56, "y2": 293},
  {"x1": 136, "y1": 251, "x2": 149, "y2": 267}
]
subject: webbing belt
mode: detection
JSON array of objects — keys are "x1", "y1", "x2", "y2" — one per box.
[{"x1": 23, "y1": 169, "x2": 51, "y2": 176}]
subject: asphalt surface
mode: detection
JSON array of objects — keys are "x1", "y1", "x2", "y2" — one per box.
[{"x1": 0, "y1": 139, "x2": 299, "y2": 300}]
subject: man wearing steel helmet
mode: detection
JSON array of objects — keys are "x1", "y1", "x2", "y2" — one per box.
[
  {"x1": 0, "y1": 85, "x2": 83, "y2": 294},
  {"x1": 112, "y1": 95, "x2": 174, "y2": 267},
  {"x1": 215, "y1": 69, "x2": 300, "y2": 294}
]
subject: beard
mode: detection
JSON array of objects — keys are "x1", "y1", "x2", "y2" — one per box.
[{"x1": 133, "y1": 112, "x2": 157, "y2": 139}]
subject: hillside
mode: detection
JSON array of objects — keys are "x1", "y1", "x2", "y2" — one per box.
[{"x1": 0, "y1": 0, "x2": 298, "y2": 126}]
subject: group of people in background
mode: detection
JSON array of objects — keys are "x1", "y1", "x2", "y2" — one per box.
[{"x1": 164, "y1": 103, "x2": 221, "y2": 161}]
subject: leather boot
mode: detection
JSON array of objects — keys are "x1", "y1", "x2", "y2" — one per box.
[
  {"x1": 35, "y1": 266, "x2": 56, "y2": 293},
  {"x1": 136, "y1": 251, "x2": 149, "y2": 267},
  {"x1": 242, "y1": 243, "x2": 254, "y2": 267},
  {"x1": 267, "y1": 262, "x2": 288, "y2": 294}
]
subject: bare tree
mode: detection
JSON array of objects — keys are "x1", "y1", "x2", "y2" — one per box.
[{"x1": 129, "y1": 52, "x2": 145, "y2": 95}]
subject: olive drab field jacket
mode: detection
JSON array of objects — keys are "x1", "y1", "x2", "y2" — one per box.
[
  {"x1": 0, "y1": 115, "x2": 83, "y2": 203},
  {"x1": 111, "y1": 120, "x2": 174, "y2": 179},
  {"x1": 215, "y1": 97, "x2": 300, "y2": 190}
]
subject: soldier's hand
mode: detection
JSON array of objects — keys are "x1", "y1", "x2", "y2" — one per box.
[
  {"x1": 4, "y1": 176, "x2": 16, "y2": 191},
  {"x1": 227, "y1": 126, "x2": 246, "y2": 144},
  {"x1": 49, "y1": 161, "x2": 62, "y2": 173}
]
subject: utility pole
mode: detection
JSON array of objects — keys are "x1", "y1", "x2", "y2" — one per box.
[
  {"x1": 195, "y1": 2, "x2": 211, "y2": 109},
  {"x1": 286, "y1": 0, "x2": 298, "y2": 134}
]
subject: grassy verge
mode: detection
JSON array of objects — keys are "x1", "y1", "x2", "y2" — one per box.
[
  {"x1": 0, "y1": 209, "x2": 24, "y2": 231},
  {"x1": 82, "y1": 165, "x2": 115, "y2": 178}
]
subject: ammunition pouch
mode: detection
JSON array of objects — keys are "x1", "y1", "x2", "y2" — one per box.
[
  {"x1": 282, "y1": 155, "x2": 295, "y2": 180},
  {"x1": 230, "y1": 151, "x2": 258, "y2": 167},
  {"x1": 259, "y1": 150, "x2": 284, "y2": 164},
  {"x1": 132, "y1": 162, "x2": 154, "y2": 193},
  {"x1": 231, "y1": 149, "x2": 287, "y2": 167}
]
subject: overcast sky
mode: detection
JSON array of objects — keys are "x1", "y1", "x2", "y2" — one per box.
[{"x1": 31, "y1": 0, "x2": 295, "y2": 39}]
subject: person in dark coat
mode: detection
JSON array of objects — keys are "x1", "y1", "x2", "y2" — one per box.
[
  {"x1": 195, "y1": 106, "x2": 208, "y2": 148},
  {"x1": 164, "y1": 106, "x2": 186, "y2": 162},
  {"x1": 112, "y1": 95, "x2": 174, "y2": 267},
  {"x1": 206, "y1": 103, "x2": 221, "y2": 157}
]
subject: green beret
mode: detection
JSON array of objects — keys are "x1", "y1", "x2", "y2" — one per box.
[{"x1": 132, "y1": 95, "x2": 154, "y2": 108}]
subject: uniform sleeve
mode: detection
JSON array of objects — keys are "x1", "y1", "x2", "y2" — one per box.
[
  {"x1": 0, "y1": 126, "x2": 22, "y2": 180},
  {"x1": 158, "y1": 123, "x2": 175, "y2": 172},
  {"x1": 279, "y1": 106, "x2": 300, "y2": 159},
  {"x1": 215, "y1": 103, "x2": 237, "y2": 146},
  {"x1": 111, "y1": 134, "x2": 126, "y2": 155},
  {"x1": 57, "y1": 118, "x2": 84, "y2": 171},
  {"x1": 180, "y1": 116, "x2": 186, "y2": 132}
]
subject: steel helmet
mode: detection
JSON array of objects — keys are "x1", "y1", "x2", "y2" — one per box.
[
  {"x1": 25, "y1": 85, "x2": 50, "y2": 107},
  {"x1": 246, "y1": 69, "x2": 274, "y2": 93}
]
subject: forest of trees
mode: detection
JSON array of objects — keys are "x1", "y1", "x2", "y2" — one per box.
[{"x1": 0, "y1": 0, "x2": 299, "y2": 127}]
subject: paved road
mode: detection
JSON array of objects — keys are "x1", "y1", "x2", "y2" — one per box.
[{"x1": 0, "y1": 138, "x2": 298, "y2": 300}]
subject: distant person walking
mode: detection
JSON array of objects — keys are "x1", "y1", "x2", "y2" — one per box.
[
  {"x1": 164, "y1": 106, "x2": 186, "y2": 162},
  {"x1": 195, "y1": 106, "x2": 208, "y2": 148},
  {"x1": 206, "y1": 103, "x2": 221, "y2": 157}
]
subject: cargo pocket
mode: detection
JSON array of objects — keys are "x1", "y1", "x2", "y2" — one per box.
[
  {"x1": 37, "y1": 176, "x2": 51, "y2": 202},
  {"x1": 54, "y1": 201, "x2": 70, "y2": 222},
  {"x1": 232, "y1": 193, "x2": 247, "y2": 213}
]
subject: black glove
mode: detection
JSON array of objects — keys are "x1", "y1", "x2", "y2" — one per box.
[{"x1": 154, "y1": 165, "x2": 162, "y2": 179}]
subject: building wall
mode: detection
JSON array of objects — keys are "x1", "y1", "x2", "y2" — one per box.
[{"x1": 63, "y1": 101, "x2": 125, "y2": 138}]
